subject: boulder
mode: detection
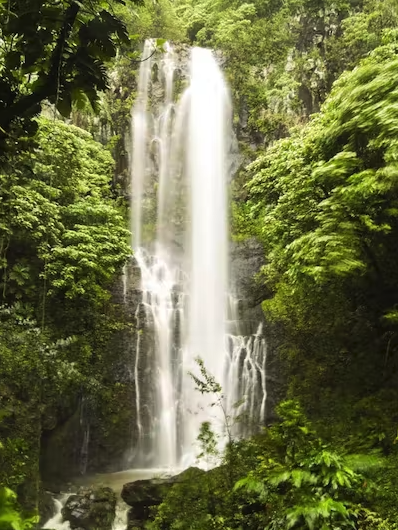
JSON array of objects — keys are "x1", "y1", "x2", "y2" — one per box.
[
  {"x1": 121, "y1": 467, "x2": 205, "y2": 522},
  {"x1": 62, "y1": 487, "x2": 117, "y2": 530},
  {"x1": 121, "y1": 477, "x2": 174, "y2": 520}
]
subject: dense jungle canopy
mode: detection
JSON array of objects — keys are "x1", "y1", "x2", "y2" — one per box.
[{"x1": 2, "y1": 1, "x2": 398, "y2": 529}]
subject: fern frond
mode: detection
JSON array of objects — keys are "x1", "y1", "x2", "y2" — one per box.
[{"x1": 234, "y1": 476, "x2": 268, "y2": 500}]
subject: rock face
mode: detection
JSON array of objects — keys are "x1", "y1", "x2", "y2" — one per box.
[
  {"x1": 38, "y1": 490, "x2": 56, "y2": 525},
  {"x1": 230, "y1": 238, "x2": 271, "y2": 314},
  {"x1": 62, "y1": 487, "x2": 117, "y2": 530},
  {"x1": 122, "y1": 468, "x2": 205, "y2": 527},
  {"x1": 230, "y1": 237, "x2": 286, "y2": 422},
  {"x1": 84, "y1": 258, "x2": 142, "y2": 472}
]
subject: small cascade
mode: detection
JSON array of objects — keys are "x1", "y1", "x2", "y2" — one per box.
[
  {"x1": 133, "y1": 248, "x2": 183, "y2": 467},
  {"x1": 112, "y1": 501, "x2": 129, "y2": 530},
  {"x1": 225, "y1": 296, "x2": 267, "y2": 436},
  {"x1": 41, "y1": 495, "x2": 129, "y2": 530},
  {"x1": 42, "y1": 495, "x2": 71, "y2": 530},
  {"x1": 128, "y1": 40, "x2": 267, "y2": 469},
  {"x1": 225, "y1": 326, "x2": 267, "y2": 437}
]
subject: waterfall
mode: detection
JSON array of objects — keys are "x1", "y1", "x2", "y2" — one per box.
[
  {"x1": 181, "y1": 47, "x2": 229, "y2": 461},
  {"x1": 129, "y1": 40, "x2": 267, "y2": 469}
]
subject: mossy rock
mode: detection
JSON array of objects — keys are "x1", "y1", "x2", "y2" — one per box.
[
  {"x1": 62, "y1": 487, "x2": 116, "y2": 530},
  {"x1": 121, "y1": 467, "x2": 205, "y2": 521},
  {"x1": 38, "y1": 490, "x2": 56, "y2": 525}
]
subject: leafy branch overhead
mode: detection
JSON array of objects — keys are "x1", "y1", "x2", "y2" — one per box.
[{"x1": 0, "y1": 0, "x2": 141, "y2": 141}]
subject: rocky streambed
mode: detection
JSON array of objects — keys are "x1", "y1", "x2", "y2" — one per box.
[{"x1": 42, "y1": 467, "x2": 205, "y2": 530}]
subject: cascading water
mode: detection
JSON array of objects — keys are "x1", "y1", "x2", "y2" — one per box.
[
  {"x1": 181, "y1": 47, "x2": 229, "y2": 462},
  {"x1": 42, "y1": 495, "x2": 71, "y2": 530},
  {"x1": 129, "y1": 40, "x2": 267, "y2": 469},
  {"x1": 226, "y1": 296, "x2": 267, "y2": 437}
]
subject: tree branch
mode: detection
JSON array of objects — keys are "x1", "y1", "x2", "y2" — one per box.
[{"x1": 0, "y1": 1, "x2": 81, "y2": 133}]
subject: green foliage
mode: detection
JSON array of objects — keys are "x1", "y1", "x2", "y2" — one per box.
[
  {"x1": 0, "y1": 487, "x2": 38, "y2": 530},
  {"x1": 189, "y1": 357, "x2": 223, "y2": 396},
  {"x1": 356, "y1": 508, "x2": 398, "y2": 530},
  {"x1": 0, "y1": 305, "x2": 80, "y2": 506},
  {"x1": 0, "y1": 0, "x2": 141, "y2": 151},
  {"x1": 121, "y1": 0, "x2": 185, "y2": 41},
  {"x1": 234, "y1": 401, "x2": 379, "y2": 530},
  {"x1": 150, "y1": 400, "x2": 387, "y2": 530},
  {"x1": 197, "y1": 421, "x2": 219, "y2": 467},
  {"x1": 150, "y1": 362, "x2": 390, "y2": 530},
  {"x1": 0, "y1": 117, "x2": 130, "y2": 306},
  {"x1": 242, "y1": 37, "x2": 398, "y2": 444},
  {"x1": 0, "y1": 116, "x2": 130, "y2": 505},
  {"x1": 327, "y1": 0, "x2": 398, "y2": 78}
]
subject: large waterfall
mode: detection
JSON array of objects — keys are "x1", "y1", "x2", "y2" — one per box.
[{"x1": 129, "y1": 41, "x2": 267, "y2": 469}]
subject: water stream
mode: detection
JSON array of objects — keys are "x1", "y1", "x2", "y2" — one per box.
[
  {"x1": 42, "y1": 495, "x2": 71, "y2": 530},
  {"x1": 41, "y1": 470, "x2": 169, "y2": 530}
]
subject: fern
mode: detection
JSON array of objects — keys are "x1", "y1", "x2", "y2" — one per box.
[{"x1": 234, "y1": 476, "x2": 268, "y2": 501}]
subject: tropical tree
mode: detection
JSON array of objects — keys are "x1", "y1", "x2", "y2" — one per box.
[{"x1": 0, "y1": 0, "x2": 138, "y2": 148}]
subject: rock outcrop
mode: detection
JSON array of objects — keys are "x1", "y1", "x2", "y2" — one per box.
[
  {"x1": 122, "y1": 477, "x2": 175, "y2": 520},
  {"x1": 122, "y1": 467, "x2": 206, "y2": 527},
  {"x1": 62, "y1": 487, "x2": 117, "y2": 530}
]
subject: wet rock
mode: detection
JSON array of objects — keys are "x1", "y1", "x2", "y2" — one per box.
[
  {"x1": 230, "y1": 238, "x2": 270, "y2": 309},
  {"x1": 121, "y1": 477, "x2": 175, "y2": 519},
  {"x1": 38, "y1": 491, "x2": 56, "y2": 525},
  {"x1": 122, "y1": 467, "x2": 205, "y2": 522},
  {"x1": 174, "y1": 467, "x2": 206, "y2": 482},
  {"x1": 127, "y1": 511, "x2": 146, "y2": 530},
  {"x1": 62, "y1": 487, "x2": 117, "y2": 530}
]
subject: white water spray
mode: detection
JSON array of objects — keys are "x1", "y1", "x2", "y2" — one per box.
[{"x1": 42, "y1": 495, "x2": 71, "y2": 530}]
